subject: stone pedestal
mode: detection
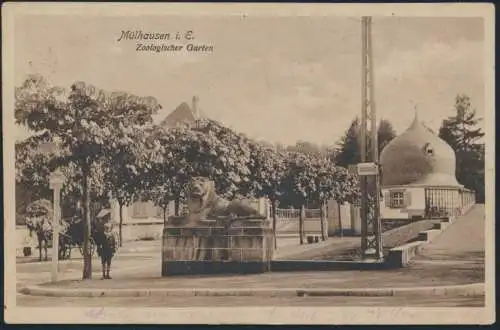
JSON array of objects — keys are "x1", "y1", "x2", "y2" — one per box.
[{"x1": 162, "y1": 218, "x2": 274, "y2": 276}]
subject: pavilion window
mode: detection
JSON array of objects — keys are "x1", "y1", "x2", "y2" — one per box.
[{"x1": 386, "y1": 190, "x2": 406, "y2": 209}]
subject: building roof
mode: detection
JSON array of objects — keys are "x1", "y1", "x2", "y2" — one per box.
[
  {"x1": 380, "y1": 111, "x2": 461, "y2": 188},
  {"x1": 160, "y1": 98, "x2": 206, "y2": 128}
]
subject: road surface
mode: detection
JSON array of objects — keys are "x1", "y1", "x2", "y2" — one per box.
[{"x1": 15, "y1": 205, "x2": 486, "y2": 307}]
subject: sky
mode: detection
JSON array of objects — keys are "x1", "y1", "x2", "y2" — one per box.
[{"x1": 13, "y1": 15, "x2": 485, "y2": 146}]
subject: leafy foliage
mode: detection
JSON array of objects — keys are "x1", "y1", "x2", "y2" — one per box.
[
  {"x1": 244, "y1": 142, "x2": 288, "y2": 200},
  {"x1": 335, "y1": 117, "x2": 397, "y2": 167},
  {"x1": 140, "y1": 124, "x2": 187, "y2": 218},
  {"x1": 143, "y1": 119, "x2": 255, "y2": 218},
  {"x1": 336, "y1": 117, "x2": 362, "y2": 167},
  {"x1": 439, "y1": 94, "x2": 485, "y2": 202},
  {"x1": 189, "y1": 119, "x2": 253, "y2": 198},
  {"x1": 24, "y1": 199, "x2": 54, "y2": 236},
  {"x1": 286, "y1": 140, "x2": 333, "y2": 159},
  {"x1": 377, "y1": 119, "x2": 397, "y2": 154},
  {"x1": 15, "y1": 74, "x2": 367, "y2": 256},
  {"x1": 15, "y1": 75, "x2": 161, "y2": 278}
]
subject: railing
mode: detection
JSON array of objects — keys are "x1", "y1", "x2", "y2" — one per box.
[
  {"x1": 271, "y1": 208, "x2": 322, "y2": 219},
  {"x1": 269, "y1": 208, "x2": 322, "y2": 229},
  {"x1": 460, "y1": 188, "x2": 476, "y2": 215},
  {"x1": 275, "y1": 208, "x2": 300, "y2": 219},
  {"x1": 424, "y1": 187, "x2": 476, "y2": 218}
]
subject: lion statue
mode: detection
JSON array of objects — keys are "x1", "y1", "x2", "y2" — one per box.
[{"x1": 183, "y1": 176, "x2": 265, "y2": 226}]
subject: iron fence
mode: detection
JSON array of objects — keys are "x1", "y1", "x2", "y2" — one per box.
[{"x1": 424, "y1": 187, "x2": 475, "y2": 218}]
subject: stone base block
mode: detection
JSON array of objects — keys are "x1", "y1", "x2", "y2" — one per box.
[
  {"x1": 162, "y1": 219, "x2": 274, "y2": 276},
  {"x1": 385, "y1": 241, "x2": 425, "y2": 268},
  {"x1": 433, "y1": 222, "x2": 449, "y2": 230},
  {"x1": 417, "y1": 229, "x2": 441, "y2": 242},
  {"x1": 162, "y1": 260, "x2": 271, "y2": 276}
]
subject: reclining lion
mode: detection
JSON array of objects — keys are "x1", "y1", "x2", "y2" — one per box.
[{"x1": 183, "y1": 176, "x2": 265, "y2": 226}]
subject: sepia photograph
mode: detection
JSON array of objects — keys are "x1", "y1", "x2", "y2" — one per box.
[{"x1": 2, "y1": 2, "x2": 495, "y2": 325}]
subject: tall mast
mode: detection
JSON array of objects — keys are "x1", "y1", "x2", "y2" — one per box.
[{"x1": 360, "y1": 16, "x2": 383, "y2": 260}]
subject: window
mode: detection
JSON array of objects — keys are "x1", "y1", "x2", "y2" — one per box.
[
  {"x1": 423, "y1": 143, "x2": 434, "y2": 156},
  {"x1": 390, "y1": 191, "x2": 405, "y2": 208}
]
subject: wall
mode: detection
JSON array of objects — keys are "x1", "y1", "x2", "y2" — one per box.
[
  {"x1": 16, "y1": 226, "x2": 36, "y2": 256},
  {"x1": 327, "y1": 200, "x2": 356, "y2": 235},
  {"x1": 381, "y1": 186, "x2": 426, "y2": 219},
  {"x1": 120, "y1": 222, "x2": 164, "y2": 242},
  {"x1": 350, "y1": 205, "x2": 362, "y2": 235}
]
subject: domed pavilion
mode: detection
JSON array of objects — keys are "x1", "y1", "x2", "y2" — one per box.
[{"x1": 379, "y1": 111, "x2": 475, "y2": 220}]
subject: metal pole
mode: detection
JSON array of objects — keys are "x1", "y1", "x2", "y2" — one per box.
[
  {"x1": 360, "y1": 16, "x2": 368, "y2": 254},
  {"x1": 360, "y1": 16, "x2": 383, "y2": 260},
  {"x1": 367, "y1": 17, "x2": 383, "y2": 260},
  {"x1": 51, "y1": 186, "x2": 60, "y2": 282}
]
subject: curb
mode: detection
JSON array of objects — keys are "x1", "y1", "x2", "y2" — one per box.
[{"x1": 18, "y1": 282, "x2": 484, "y2": 298}]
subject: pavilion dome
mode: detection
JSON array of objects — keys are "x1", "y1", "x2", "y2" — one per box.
[{"x1": 379, "y1": 111, "x2": 461, "y2": 188}]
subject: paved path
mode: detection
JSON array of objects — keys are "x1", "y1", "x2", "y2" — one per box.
[
  {"x1": 414, "y1": 204, "x2": 485, "y2": 262},
  {"x1": 15, "y1": 250, "x2": 159, "y2": 295},
  {"x1": 279, "y1": 219, "x2": 440, "y2": 261},
  {"x1": 407, "y1": 205, "x2": 486, "y2": 286},
  {"x1": 15, "y1": 206, "x2": 486, "y2": 307},
  {"x1": 37, "y1": 260, "x2": 483, "y2": 291}
]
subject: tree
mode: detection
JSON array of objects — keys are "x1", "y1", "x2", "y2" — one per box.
[
  {"x1": 309, "y1": 157, "x2": 337, "y2": 241},
  {"x1": 300, "y1": 156, "x2": 361, "y2": 241},
  {"x1": 336, "y1": 117, "x2": 397, "y2": 167},
  {"x1": 104, "y1": 124, "x2": 150, "y2": 247},
  {"x1": 282, "y1": 152, "x2": 320, "y2": 244},
  {"x1": 142, "y1": 124, "x2": 188, "y2": 219},
  {"x1": 100, "y1": 93, "x2": 161, "y2": 246},
  {"x1": 287, "y1": 141, "x2": 319, "y2": 156},
  {"x1": 439, "y1": 94, "x2": 485, "y2": 202},
  {"x1": 182, "y1": 119, "x2": 253, "y2": 198},
  {"x1": 15, "y1": 75, "x2": 161, "y2": 279},
  {"x1": 15, "y1": 136, "x2": 54, "y2": 220},
  {"x1": 377, "y1": 119, "x2": 397, "y2": 154},
  {"x1": 328, "y1": 163, "x2": 357, "y2": 239},
  {"x1": 336, "y1": 117, "x2": 361, "y2": 167},
  {"x1": 143, "y1": 119, "x2": 254, "y2": 220},
  {"x1": 244, "y1": 141, "x2": 288, "y2": 249},
  {"x1": 15, "y1": 137, "x2": 107, "y2": 223}
]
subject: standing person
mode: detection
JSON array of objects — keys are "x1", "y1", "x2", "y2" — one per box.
[{"x1": 95, "y1": 209, "x2": 118, "y2": 279}]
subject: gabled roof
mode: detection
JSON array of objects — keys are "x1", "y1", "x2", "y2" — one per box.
[{"x1": 160, "y1": 101, "x2": 206, "y2": 128}]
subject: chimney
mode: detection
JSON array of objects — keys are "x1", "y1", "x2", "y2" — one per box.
[{"x1": 192, "y1": 95, "x2": 199, "y2": 119}]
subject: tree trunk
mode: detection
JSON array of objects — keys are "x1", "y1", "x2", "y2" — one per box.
[
  {"x1": 299, "y1": 204, "x2": 305, "y2": 245},
  {"x1": 338, "y1": 201, "x2": 343, "y2": 238},
  {"x1": 82, "y1": 164, "x2": 92, "y2": 280},
  {"x1": 271, "y1": 198, "x2": 278, "y2": 250},
  {"x1": 163, "y1": 206, "x2": 168, "y2": 226},
  {"x1": 320, "y1": 200, "x2": 327, "y2": 241},
  {"x1": 118, "y1": 203, "x2": 124, "y2": 247},
  {"x1": 174, "y1": 198, "x2": 180, "y2": 216}
]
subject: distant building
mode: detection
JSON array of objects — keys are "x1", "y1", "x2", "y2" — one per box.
[
  {"x1": 160, "y1": 96, "x2": 203, "y2": 128},
  {"x1": 379, "y1": 111, "x2": 475, "y2": 219}
]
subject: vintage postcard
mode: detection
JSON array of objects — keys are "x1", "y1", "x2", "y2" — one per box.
[{"x1": 2, "y1": 2, "x2": 495, "y2": 325}]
